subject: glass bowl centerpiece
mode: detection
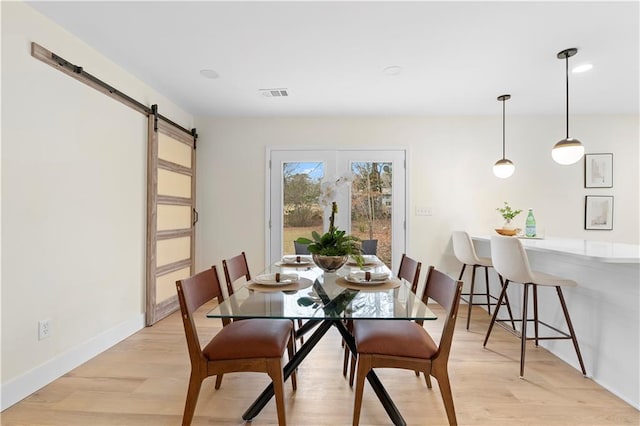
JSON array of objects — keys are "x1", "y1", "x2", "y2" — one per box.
[{"x1": 296, "y1": 201, "x2": 362, "y2": 272}]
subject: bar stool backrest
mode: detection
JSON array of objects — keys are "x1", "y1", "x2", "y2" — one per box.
[
  {"x1": 451, "y1": 231, "x2": 481, "y2": 265},
  {"x1": 490, "y1": 235, "x2": 535, "y2": 284}
]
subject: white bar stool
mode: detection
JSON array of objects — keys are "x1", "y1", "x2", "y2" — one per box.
[
  {"x1": 484, "y1": 235, "x2": 587, "y2": 377},
  {"x1": 451, "y1": 231, "x2": 515, "y2": 330}
]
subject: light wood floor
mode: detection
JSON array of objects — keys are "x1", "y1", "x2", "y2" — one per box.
[{"x1": 2, "y1": 302, "x2": 638, "y2": 426}]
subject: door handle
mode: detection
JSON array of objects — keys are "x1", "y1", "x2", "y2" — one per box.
[{"x1": 193, "y1": 208, "x2": 199, "y2": 226}]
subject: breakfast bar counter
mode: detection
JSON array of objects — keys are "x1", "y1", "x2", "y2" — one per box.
[{"x1": 472, "y1": 236, "x2": 640, "y2": 409}]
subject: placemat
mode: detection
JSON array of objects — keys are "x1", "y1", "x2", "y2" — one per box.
[
  {"x1": 335, "y1": 276, "x2": 401, "y2": 291},
  {"x1": 247, "y1": 277, "x2": 313, "y2": 293}
]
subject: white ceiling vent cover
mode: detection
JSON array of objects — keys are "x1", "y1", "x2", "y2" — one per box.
[{"x1": 260, "y1": 88, "x2": 289, "y2": 97}]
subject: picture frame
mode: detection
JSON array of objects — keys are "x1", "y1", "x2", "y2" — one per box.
[
  {"x1": 584, "y1": 195, "x2": 613, "y2": 230},
  {"x1": 584, "y1": 153, "x2": 613, "y2": 188}
]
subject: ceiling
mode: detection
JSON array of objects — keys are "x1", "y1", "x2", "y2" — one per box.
[{"x1": 27, "y1": 1, "x2": 639, "y2": 117}]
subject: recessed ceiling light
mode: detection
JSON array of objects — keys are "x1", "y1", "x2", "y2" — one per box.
[
  {"x1": 383, "y1": 65, "x2": 403, "y2": 76},
  {"x1": 200, "y1": 69, "x2": 219, "y2": 79},
  {"x1": 572, "y1": 63, "x2": 593, "y2": 73}
]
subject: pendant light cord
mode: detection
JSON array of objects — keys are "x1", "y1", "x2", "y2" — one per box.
[
  {"x1": 502, "y1": 98, "x2": 506, "y2": 159},
  {"x1": 565, "y1": 53, "x2": 569, "y2": 139}
]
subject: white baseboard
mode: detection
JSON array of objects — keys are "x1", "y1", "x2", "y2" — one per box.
[{"x1": 1, "y1": 314, "x2": 145, "y2": 411}]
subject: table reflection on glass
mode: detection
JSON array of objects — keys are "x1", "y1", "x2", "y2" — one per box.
[{"x1": 207, "y1": 256, "x2": 436, "y2": 426}]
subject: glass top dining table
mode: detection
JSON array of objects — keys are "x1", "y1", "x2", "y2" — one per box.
[
  {"x1": 206, "y1": 255, "x2": 436, "y2": 426},
  {"x1": 206, "y1": 255, "x2": 436, "y2": 322}
]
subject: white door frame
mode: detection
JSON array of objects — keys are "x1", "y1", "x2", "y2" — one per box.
[{"x1": 266, "y1": 146, "x2": 409, "y2": 271}]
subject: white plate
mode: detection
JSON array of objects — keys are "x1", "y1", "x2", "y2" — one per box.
[
  {"x1": 253, "y1": 273, "x2": 299, "y2": 286},
  {"x1": 344, "y1": 272, "x2": 390, "y2": 284}
]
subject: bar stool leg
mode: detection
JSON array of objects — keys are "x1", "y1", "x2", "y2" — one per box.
[
  {"x1": 484, "y1": 266, "x2": 491, "y2": 315},
  {"x1": 556, "y1": 287, "x2": 588, "y2": 376},
  {"x1": 499, "y1": 275, "x2": 517, "y2": 330},
  {"x1": 533, "y1": 285, "x2": 540, "y2": 346},
  {"x1": 483, "y1": 279, "x2": 510, "y2": 346},
  {"x1": 457, "y1": 264, "x2": 466, "y2": 281},
  {"x1": 466, "y1": 265, "x2": 477, "y2": 330},
  {"x1": 520, "y1": 283, "x2": 530, "y2": 378}
]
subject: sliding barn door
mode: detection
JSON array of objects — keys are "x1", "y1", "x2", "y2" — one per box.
[{"x1": 146, "y1": 117, "x2": 197, "y2": 325}]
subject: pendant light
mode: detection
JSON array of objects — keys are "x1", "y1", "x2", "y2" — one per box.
[
  {"x1": 552, "y1": 48, "x2": 585, "y2": 165},
  {"x1": 493, "y1": 94, "x2": 515, "y2": 178}
]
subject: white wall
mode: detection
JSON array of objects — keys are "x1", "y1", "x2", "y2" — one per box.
[
  {"x1": 194, "y1": 115, "x2": 638, "y2": 276},
  {"x1": 1, "y1": 2, "x2": 192, "y2": 409}
]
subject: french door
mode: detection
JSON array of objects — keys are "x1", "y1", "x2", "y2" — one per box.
[{"x1": 268, "y1": 149, "x2": 406, "y2": 271}]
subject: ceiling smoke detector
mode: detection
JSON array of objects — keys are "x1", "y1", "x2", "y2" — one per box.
[{"x1": 260, "y1": 88, "x2": 289, "y2": 97}]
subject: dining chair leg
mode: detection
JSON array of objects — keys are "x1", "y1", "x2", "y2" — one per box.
[
  {"x1": 352, "y1": 354, "x2": 372, "y2": 426},
  {"x1": 483, "y1": 280, "x2": 510, "y2": 347},
  {"x1": 520, "y1": 284, "x2": 530, "y2": 378},
  {"x1": 556, "y1": 286, "x2": 588, "y2": 376},
  {"x1": 433, "y1": 369, "x2": 458, "y2": 426},
  {"x1": 424, "y1": 372, "x2": 432, "y2": 388},
  {"x1": 214, "y1": 374, "x2": 223, "y2": 390},
  {"x1": 349, "y1": 352, "x2": 357, "y2": 387},
  {"x1": 466, "y1": 265, "x2": 477, "y2": 330},
  {"x1": 182, "y1": 373, "x2": 204, "y2": 426},
  {"x1": 266, "y1": 358, "x2": 287, "y2": 426}
]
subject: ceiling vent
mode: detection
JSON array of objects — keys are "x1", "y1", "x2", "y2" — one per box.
[{"x1": 260, "y1": 88, "x2": 289, "y2": 97}]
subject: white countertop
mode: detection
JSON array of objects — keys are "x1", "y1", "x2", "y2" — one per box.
[{"x1": 472, "y1": 235, "x2": 640, "y2": 264}]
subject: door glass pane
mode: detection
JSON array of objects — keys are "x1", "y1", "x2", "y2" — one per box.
[
  {"x1": 350, "y1": 162, "x2": 393, "y2": 266},
  {"x1": 282, "y1": 162, "x2": 324, "y2": 255}
]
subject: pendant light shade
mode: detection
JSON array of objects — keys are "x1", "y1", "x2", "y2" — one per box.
[
  {"x1": 493, "y1": 158, "x2": 515, "y2": 179},
  {"x1": 553, "y1": 48, "x2": 584, "y2": 165},
  {"x1": 493, "y1": 94, "x2": 514, "y2": 178}
]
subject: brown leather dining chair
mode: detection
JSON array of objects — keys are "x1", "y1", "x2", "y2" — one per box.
[
  {"x1": 176, "y1": 266, "x2": 293, "y2": 426},
  {"x1": 222, "y1": 252, "x2": 300, "y2": 388},
  {"x1": 343, "y1": 253, "x2": 422, "y2": 385},
  {"x1": 222, "y1": 251, "x2": 251, "y2": 297},
  {"x1": 351, "y1": 267, "x2": 463, "y2": 426}
]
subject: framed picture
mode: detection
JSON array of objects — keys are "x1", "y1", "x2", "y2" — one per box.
[
  {"x1": 584, "y1": 153, "x2": 613, "y2": 188},
  {"x1": 584, "y1": 196, "x2": 613, "y2": 230}
]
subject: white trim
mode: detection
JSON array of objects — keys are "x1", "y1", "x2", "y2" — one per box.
[{"x1": 1, "y1": 314, "x2": 144, "y2": 410}]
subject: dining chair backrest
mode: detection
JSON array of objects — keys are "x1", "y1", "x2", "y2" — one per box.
[
  {"x1": 176, "y1": 267, "x2": 225, "y2": 363},
  {"x1": 397, "y1": 254, "x2": 422, "y2": 294},
  {"x1": 361, "y1": 239, "x2": 378, "y2": 256},
  {"x1": 293, "y1": 241, "x2": 311, "y2": 255},
  {"x1": 423, "y1": 267, "x2": 464, "y2": 361},
  {"x1": 451, "y1": 231, "x2": 481, "y2": 265},
  {"x1": 222, "y1": 252, "x2": 251, "y2": 296},
  {"x1": 490, "y1": 235, "x2": 534, "y2": 284}
]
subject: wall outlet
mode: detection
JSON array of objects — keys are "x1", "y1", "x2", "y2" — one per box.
[{"x1": 38, "y1": 319, "x2": 51, "y2": 340}]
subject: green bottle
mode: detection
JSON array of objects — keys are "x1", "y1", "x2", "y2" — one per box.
[{"x1": 525, "y1": 209, "x2": 536, "y2": 237}]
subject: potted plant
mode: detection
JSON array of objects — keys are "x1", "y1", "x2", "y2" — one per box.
[
  {"x1": 295, "y1": 201, "x2": 363, "y2": 271},
  {"x1": 496, "y1": 201, "x2": 522, "y2": 229}
]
